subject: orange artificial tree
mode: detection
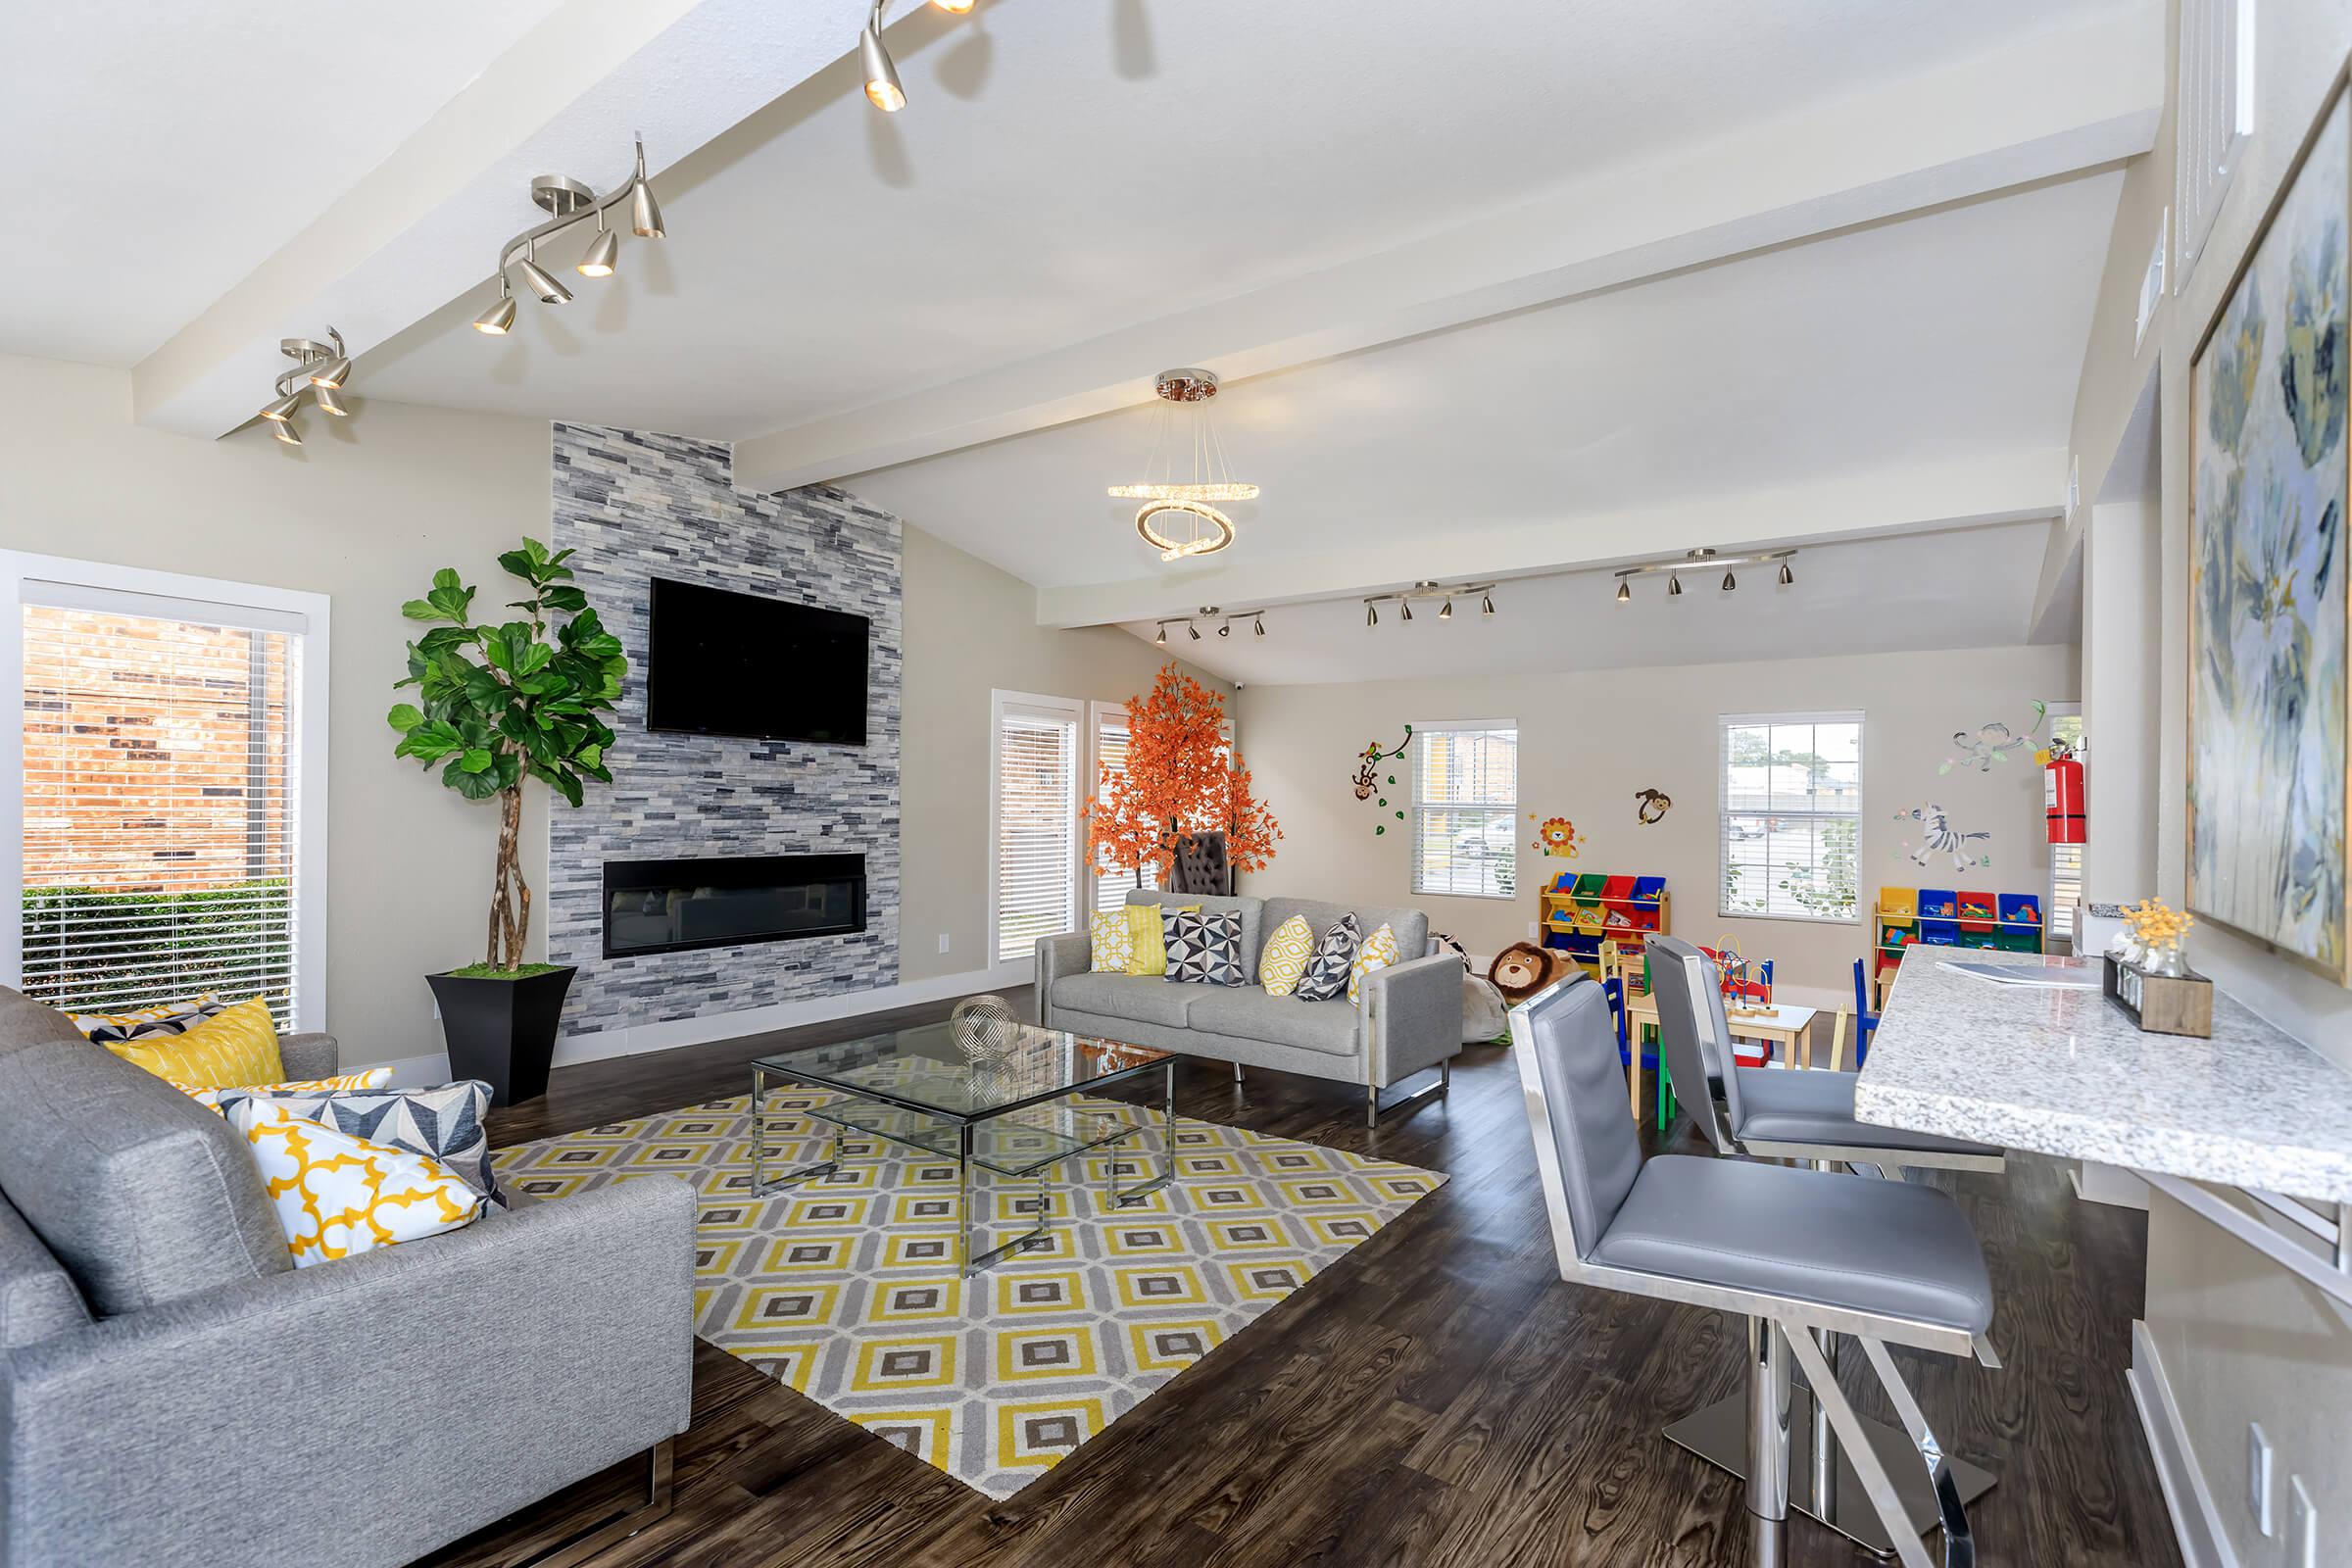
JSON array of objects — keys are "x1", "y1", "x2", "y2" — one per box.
[{"x1": 1088, "y1": 662, "x2": 1281, "y2": 888}]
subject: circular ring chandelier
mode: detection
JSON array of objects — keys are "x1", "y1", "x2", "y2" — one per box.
[
  {"x1": 1111, "y1": 368, "x2": 1258, "y2": 561},
  {"x1": 1134, "y1": 499, "x2": 1237, "y2": 561}
]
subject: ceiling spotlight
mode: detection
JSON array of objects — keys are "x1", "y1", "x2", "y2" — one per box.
[
  {"x1": 1253, "y1": 614, "x2": 1265, "y2": 638},
  {"x1": 314, "y1": 384, "x2": 350, "y2": 417},
  {"x1": 861, "y1": 2, "x2": 907, "y2": 112},
  {"x1": 1616, "y1": 580, "x2": 1631, "y2": 604},
  {"x1": 1399, "y1": 600, "x2": 1414, "y2": 623},
  {"x1": 1668, "y1": 574, "x2": 1683, "y2": 597},
  {"x1": 577, "y1": 213, "x2": 618, "y2": 277},
  {"x1": 260, "y1": 393, "x2": 301, "y2": 424},
  {"x1": 307, "y1": 356, "x2": 351, "y2": 390},
  {"x1": 1439, "y1": 598, "x2": 1453, "y2": 619},
  {"x1": 1217, "y1": 621, "x2": 1231, "y2": 637},
  {"x1": 1481, "y1": 593, "x2": 1494, "y2": 617},
  {"x1": 1187, "y1": 622, "x2": 1201, "y2": 642},
  {"x1": 1778, "y1": 561, "x2": 1794, "y2": 586},
  {"x1": 629, "y1": 141, "x2": 664, "y2": 238},
  {"x1": 1154, "y1": 624, "x2": 1167, "y2": 646},
  {"x1": 1722, "y1": 571, "x2": 1737, "y2": 592},
  {"x1": 516, "y1": 242, "x2": 572, "y2": 305},
  {"x1": 1366, "y1": 604, "x2": 1379, "y2": 628},
  {"x1": 474, "y1": 280, "x2": 516, "y2": 334},
  {"x1": 271, "y1": 416, "x2": 303, "y2": 447},
  {"x1": 932, "y1": 0, "x2": 976, "y2": 11}
]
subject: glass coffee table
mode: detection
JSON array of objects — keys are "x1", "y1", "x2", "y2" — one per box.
[{"x1": 749, "y1": 1017, "x2": 1176, "y2": 1275}]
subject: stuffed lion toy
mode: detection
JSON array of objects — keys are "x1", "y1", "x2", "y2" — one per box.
[{"x1": 1487, "y1": 941, "x2": 1582, "y2": 1004}]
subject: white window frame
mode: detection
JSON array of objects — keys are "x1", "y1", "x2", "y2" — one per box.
[
  {"x1": 1088, "y1": 699, "x2": 1162, "y2": 915},
  {"x1": 987, "y1": 689, "x2": 1085, "y2": 968},
  {"x1": 0, "y1": 552, "x2": 330, "y2": 1031},
  {"x1": 1717, "y1": 710, "x2": 1863, "y2": 926},
  {"x1": 1408, "y1": 718, "x2": 1519, "y2": 901},
  {"x1": 2045, "y1": 702, "x2": 2085, "y2": 947},
  {"x1": 2174, "y1": 0, "x2": 2256, "y2": 290}
]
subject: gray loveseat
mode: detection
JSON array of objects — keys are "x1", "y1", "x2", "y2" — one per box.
[
  {"x1": 1037, "y1": 891, "x2": 1461, "y2": 1125},
  {"x1": 0, "y1": 986, "x2": 695, "y2": 1568}
]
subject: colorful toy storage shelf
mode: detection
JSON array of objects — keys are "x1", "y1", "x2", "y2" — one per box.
[
  {"x1": 1541, "y1": 872, "x2": 1669, "y2": 987},
  {"x1": 1870, "y1": 883, "x2": 2042, "y2": 1007}
]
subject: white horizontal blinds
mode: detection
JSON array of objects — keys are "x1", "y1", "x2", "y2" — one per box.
[
  {"x1": 20, "y1": 601, "x2": 302, "y2": 1024},
  {"x1": 996, "y1": 704, "x2": 1079, "y2": 962},
  {"x1": 1092, "y1": 715, "x2": 1160, "y2": 915},
  {"x1": 1719, "y1": 713, "x2": 1861, "y2": 921},
  {"x1": 2047, "y1": 709, "x2": 2084, "y2": 944},
  {"x1": 1412, "y1": 724, "x2": 1517, "y2": 898}
]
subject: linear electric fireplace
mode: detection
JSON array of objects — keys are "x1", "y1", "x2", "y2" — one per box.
[{"x1": 603, "y1": 853, "x2": 866, "y2": 959}]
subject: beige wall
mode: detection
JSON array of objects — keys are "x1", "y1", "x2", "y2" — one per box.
[
  {"x1": 0, "y1": 353, "x2": 554, "y2": 1066},
  {"x1": 1233, "y1": 644, "x2": 2074, "y2": 1005},
  {"x1": 897, "y1": 523, "x2": 1227, "y2": 983},
  {"x1": 2065, "y1": 6, "x2": 2352, "y2": 1560}
]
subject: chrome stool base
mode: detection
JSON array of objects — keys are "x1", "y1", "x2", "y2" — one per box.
[{"x1": 1665, "y1": 1388, "x2": 1997, "y2": 1559}]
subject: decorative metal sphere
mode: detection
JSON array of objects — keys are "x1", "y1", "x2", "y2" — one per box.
[{"x1": 950, "y1": 994, "x2": 1024, "y2": 1062}]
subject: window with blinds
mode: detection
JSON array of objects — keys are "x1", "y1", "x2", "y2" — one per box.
[
  {"x1": 19, "y1": 598, "x2": 307, "y2": 1024},
  {"x1": 1411, "y1": 723, "x2": 1517, "y2": 899},
  {"x1": 993, "y1": 696, "x2": 1081, "y2": 963},
  {"x1": 2047, "y1": 708, "x2": 2085, "y2": 947},
  {"x1": 1720, "y1": 712, "x2": 1861, "y2": 922},
  {"x1": 1091, "y1": 710, "x2": 1162, "y2": 915}
]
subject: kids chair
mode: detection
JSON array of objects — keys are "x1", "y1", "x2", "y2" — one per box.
[
  {"x1": 1601, "y1": 946, "x2": 1670, "y2": 1128},
  {"x1": 1849, "y1": 958, "x2": 1881, "y2": 1064}
]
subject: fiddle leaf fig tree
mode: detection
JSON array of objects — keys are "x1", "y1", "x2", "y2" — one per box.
[{"x1": 386, "y1": 538, "x2": 627, "y2": 972}]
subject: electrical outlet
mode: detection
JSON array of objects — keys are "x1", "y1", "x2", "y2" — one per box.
[
  {"x1": 2288, "y1": 1475, "x2": 2318, "y2": 1568},
  {"x1": 937, "y1": 933, "x2": 952, "y2": 955},
  {"x1": 2249, "y1": 1423, "x2": 2275, "y2": 1536}
]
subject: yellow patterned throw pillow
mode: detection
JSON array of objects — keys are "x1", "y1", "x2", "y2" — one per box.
[
  {"x1": 1258, "y1": 914, "x2": 1315, "y2": 997},
  {"x1": 1348, "y1": 922, "x2": 1403, "y2": 1005},
  {"x1": 226, "y1": 1098, "x2": 485, "y2": 1267},
  {"x1": 1124, "y1": 903, "x2": 1200, "y2": 977},
  {"x1": 1089, "y1": 907, "x2": 1136, "y2": 973},
  {"x1": 173, "y1": 1068, "x2": 394, "y2": 1109},
  {"x1": 106, "y1": 997, "x2": 285, "y2": 1089}
]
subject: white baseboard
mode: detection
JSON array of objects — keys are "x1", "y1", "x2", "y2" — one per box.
[{"x1": 2127, "y1": 1318, "x2": 2240, "y2": 1568}]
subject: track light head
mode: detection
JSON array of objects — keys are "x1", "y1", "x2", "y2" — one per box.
[
  {"x1": 861, "y1": 11, "x2": 906, "y2": 112},
  {"x1": 1217, "y1": 621, "x2": 1231, "y2": 638},
  {"x1": 1154, "y1": 624, "x2": 1166, "y2": 646},
  {"x1": 1722, "y1": 571, "x2": 1737, "y2": 592},
  {"x1": 577, "y1": 223, "x2": 618, "y2": 277},
  {"x1": 1667, "y1": 574, "x2": 1682, "y2": 597},
  {"x1": 1187, "y1": 622, "x2": 1201, "y2": 642},
  {"x1": 1616, "y1": 580, "x2": 1631, "y2": 604},
  {"x1": 516, "y1": 248, "x2": 572, "y2": 306},
  {"x1": 932, "y1": 0, "x2": 975, "y2": 11},
  {"x1": 474, "y1": 283, "x2": 517, "y2": 334},
  {"x1": 260, "y1": 392, "x2": 301, "y2": 423},
  {"x1": 1399, "y1": 600, "x2": 1414, "y2": 622},
  {"x1": 314, "y1": 384, "x2": 350, "y2": 417},
  {"x1": 628, "y1": 140, "x2": 666, "y2": 238},
  {"x1": 1253, "y1": 614, "x2": 1265, "y2": 638},
  {"x1": 1438, "y1": 598, "x2": 1452, "y2": 619},
  {"x1": 1366, "y1": 604, "x2": 1378, "y2": 628},
  {"x1": 270, "y1": 415, "x2": 303, "y2": 446},
  {"x1": 1481, "y1": 593, "x2": 1495, "y2": 617},
  {"x1": 307, "y1": 356, "x2": 351, "y2": 390},
  {"x1": 1778, "y1": 561, "x2": 1794, "y2": 586}
]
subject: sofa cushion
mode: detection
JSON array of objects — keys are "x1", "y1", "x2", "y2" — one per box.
[
  {"x1": 104, "y1": 996, "x2": 287, "y2": 1089},
  {"x1": 1294, "y1": 912, "x2": 1360, "y2": 1003},
  {"x1": 0, "y1": 986, "x2": 291, "y2": 1316},
  {"x1": 1052, "y1": 972, "x2": 1199, "y2": 1029},
  {"x1": 209, "y1": 1079, "x2": 501, "y2": 1200},
  {"x1": 226, "y1": 1099, "x2": 488, "y2": 1266},
  {"x1": 1126, "y1": 891, "x2": 1262, "y2": 979},
  {"x1": 1262, "y1": 897, "x2": 1430, "y2": 979},
  {"x1": 1257, "y1": 913, "x2": 1315, "y2": 996},
  {"x1": 0, "y1": 1191, "x2": 89, "y2": 1350},
  {"x1": 1088, "y1": 907, "x2": 1136, "y2": 973},
  {"x1": 1185, "y1": 989, "x2": 1362, "y2": 1057},
  {"x1": 1163, "y1": 908, "x2": 1247, "y2": 987}
]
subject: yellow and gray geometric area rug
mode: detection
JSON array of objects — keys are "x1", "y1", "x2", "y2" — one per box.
[{"x1": 496, "y1": 1090, "x2": 1445, "y2": 1497}]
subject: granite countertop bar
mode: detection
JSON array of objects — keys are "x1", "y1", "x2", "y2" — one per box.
[{"x1": 1854, "y1": 946, "x2": 2352, "y2": 1202}]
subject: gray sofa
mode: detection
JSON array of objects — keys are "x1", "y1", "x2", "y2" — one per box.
[
  {"x1": 1037, "y1": 891, "x2": 1461, "y2": 1125},
  {"x1": 0, "y1": 986, "x2": 695, "y2": 1568}
]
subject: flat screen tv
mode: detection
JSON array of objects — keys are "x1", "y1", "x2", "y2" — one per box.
[{"x1": 645, "y1": 577, "x2": 869, "y2": 746}]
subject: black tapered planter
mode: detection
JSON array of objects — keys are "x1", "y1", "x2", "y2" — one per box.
[{"x1": 426, "y1": 966, "x2": 577, "y2": 1105}]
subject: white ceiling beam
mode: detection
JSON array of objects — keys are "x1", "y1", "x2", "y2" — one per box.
[
  {"x1": 1031, "y1": 448, "x2": 2067, "y2": 628},
  {"x1": 732, "y1": 6, "x2": 2161, "y2": 496},
  {"x1": 131, "y1": 0, "x2": 861, "y2": 440}
]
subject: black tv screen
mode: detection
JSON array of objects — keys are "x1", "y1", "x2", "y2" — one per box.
[{"x1": 645, "y1": 577, "x2": 869, "y2": 746}]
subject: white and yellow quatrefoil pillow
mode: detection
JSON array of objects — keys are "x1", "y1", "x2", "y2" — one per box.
[
  {"x1": 1348, "y1": 922, "x2": 1403, "y2": 1005},
  {"x1": 1257, "y1": 914, "x2": 1315, "y2": 996},
  {"x1": 226, "y1": 1098, "x2": 485, "y2": 1267},
  {"x1": 1089, "y1": 907, "x2": 1137, "y2": 973}
]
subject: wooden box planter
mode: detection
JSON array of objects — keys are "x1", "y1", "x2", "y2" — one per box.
[{"x1": 2102, "y1": 955, "x2": 2214, "y2": 1039}]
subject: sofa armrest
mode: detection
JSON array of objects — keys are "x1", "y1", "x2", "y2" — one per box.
[
  {"x1": 275, "y1": 1031, "x2": 339, "y2": 1080},
  {"x1": 1035, "y1": 931, "x2": 1091, "y2": 1026},
  {"x1": 1363, "y1": 951, "x2": 1463, "y2": 1088},
  {"x1": 1, "y1": 1175, "x2": 696, "y2": 1568}
]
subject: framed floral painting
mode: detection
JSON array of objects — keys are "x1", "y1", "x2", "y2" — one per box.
[{"x1": 2188, "y1": 67, "x2": 2352, "y2": 986}]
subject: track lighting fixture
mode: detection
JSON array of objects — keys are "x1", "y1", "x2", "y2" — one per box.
[
  {"x1": 475, "y1": 141, "x2": 666, "y2": 345},
  {"x1": 1188, "y1": 622, "x2": 1201, "y2": 641},
  {"x1": 1253, "y1": 614, "x2": 1265, "y2": 638},
  {"x1": 1612, "y1": 547, "x2": 1796, "y2": 604},
  {"x1": 1153, "y1": 606, "x2": 1261, "y2": 645},
  {"x1": 255, "y1": 327, "x2": 355, "y2": 445},
  {"x1": 1216, "y1": 621, "x2": 1231, "y2": 637},
  {"x1": 1360, "y1": 580, "x2": 1496, "y2": 628},
  {"x1": 861, "y1": 1, "x2": 906, "y2": 111},
  {"x1": 1154, "y1": 623, "x2": 1167, "y2": 645}
]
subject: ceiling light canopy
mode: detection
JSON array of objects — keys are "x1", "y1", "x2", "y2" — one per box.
[
  {"x1": 1613, "y1": 547, "x2": 1798, "y2": 604},
  {"x1": 1113, "y1": 368, "x2": 1259, "y2": 562},
  {"x1": 253, "y1": 327, "x2": 354, "y2": 447},
  {"x1": 474, "y1": 143, "x2": 666, "y2": 345}
]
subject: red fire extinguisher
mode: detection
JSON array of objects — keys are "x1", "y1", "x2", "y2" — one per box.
[{"x1": 2044, "y1": 741, "x2": 2085, "y2": 845}]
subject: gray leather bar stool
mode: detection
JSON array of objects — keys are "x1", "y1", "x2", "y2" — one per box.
[
  {"x1": 1645, "y1": 933, "x2": 2002, "y2": 1553},
  {"x1": 1511, "y1": 976, "x2": 1993, "y2": 1568}
]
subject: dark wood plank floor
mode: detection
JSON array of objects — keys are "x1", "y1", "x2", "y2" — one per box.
[{"x1": 429, "y1": 987, "x2": 2181, "y2": 1568}]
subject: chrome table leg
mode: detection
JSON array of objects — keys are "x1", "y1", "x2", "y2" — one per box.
[{"x1": 1747, "y1": 1318, "x2": 1792, "y2": 1568}]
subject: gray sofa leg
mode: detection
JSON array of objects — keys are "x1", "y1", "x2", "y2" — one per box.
[
  {"x1": 1365, "y1": 1058, "x2": 1451, "y2": 1128},
  {"x1": 523, "y1": 1437, "x2": 676, "y2": 1568},
  {"x1": 1234, "y1": 1061, "x2": 1245, "y2": 1084}
]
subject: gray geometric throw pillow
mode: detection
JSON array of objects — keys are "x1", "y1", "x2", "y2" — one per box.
[
  {"x1": 1293, "y1": 912, "x2": 1361, "y2": 1002},
  {"x1": 1163, "y1": 907, "x2": 1245, "y2": 986},
  {"x1": 209, "y1": 1080, "x2": 499, "y2": 1200}
]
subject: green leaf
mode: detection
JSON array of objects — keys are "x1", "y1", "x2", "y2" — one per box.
[
  {"x1": 540, "y1": 585, "x2": 587, "y2": 612},
  {"x1": 416, "y1": 625, "x2": 476, "y2": 656},
  {"x1": 431, "y1": 566, "x2": 464, "y2": 593},
  {"x1": 400, "y1": 598, "x2": 441, "y2": 621},
  {"x1": 386, "y1": 703, "x2": 424, "y2": 733},
  {"x1": 514, "y1": 641, "x2": 553, "y2": 677},
  {"x1": 459, "y1": 748, "x2": 494, "y2": 774},
  {"x1": 442, "y1": 757, "x2": 502, "y2": 801}
]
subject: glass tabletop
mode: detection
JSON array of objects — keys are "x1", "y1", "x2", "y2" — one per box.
[
  {"x1": 753, "y1": 1017, "x2": 1172, "y2": 1122},
  {"x1": 798, "y1": 1091, "x2": 1154, "y2": 1179}
]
